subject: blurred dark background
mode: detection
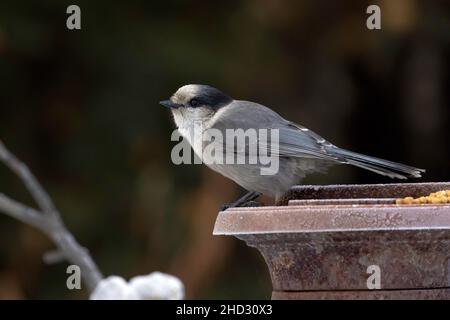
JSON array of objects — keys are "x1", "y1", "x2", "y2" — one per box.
[{"x1": 0, "y1": 0, "x2": 449, "y2": 299}]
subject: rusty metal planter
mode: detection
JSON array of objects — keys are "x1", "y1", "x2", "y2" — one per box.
[{"x1": 213, "y1": 182, "x2": 450, "y2": 299}]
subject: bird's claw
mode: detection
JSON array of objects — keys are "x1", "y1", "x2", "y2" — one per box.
[{"x1": 220, "y1": 200, "x2": 262, "y2": 212}]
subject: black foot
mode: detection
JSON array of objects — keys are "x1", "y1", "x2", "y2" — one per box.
[
  {"x1": 240, "y1": 200, "x2": 262, "y2": 208},
  {"x1": 220, "y1": 191, "x2": 262, "y2": 211},
  {"x1": 220, "y1": 200, "x2": 262, "y2": 211}
]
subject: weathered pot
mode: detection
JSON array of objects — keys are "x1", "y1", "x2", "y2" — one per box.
[{"x1": 213, "y1": 182, "x2": 450, "y2": 299}]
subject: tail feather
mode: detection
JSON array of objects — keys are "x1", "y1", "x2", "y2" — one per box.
[{"x1": 329, "y1": 148, "x2": 425, "y2": 179}]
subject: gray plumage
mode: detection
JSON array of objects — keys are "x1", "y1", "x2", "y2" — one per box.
[{"x1": 161, "y1": 84, "x2": 424, "y2": 201}]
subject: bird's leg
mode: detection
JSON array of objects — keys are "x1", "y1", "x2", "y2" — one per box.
[{"x1": 220, "y1": 191, "x2": 262, "y2": 211}]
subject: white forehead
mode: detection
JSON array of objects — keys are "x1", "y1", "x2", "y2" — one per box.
[{"x1": 174, "y1": 84, "x2": 201, "y2": 97}]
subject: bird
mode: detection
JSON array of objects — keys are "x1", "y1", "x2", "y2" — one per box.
[{"x1": 160, "y1": 84, "x2": 424, "y2": 208}]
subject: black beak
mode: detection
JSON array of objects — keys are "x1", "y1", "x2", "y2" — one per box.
[{"x1": 159, "y1": 100, "x2": 181, "y2": 109}]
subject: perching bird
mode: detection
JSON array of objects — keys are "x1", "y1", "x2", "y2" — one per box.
[{"x1": 161, "y1": 84, "x2": 424, "y2": 208}]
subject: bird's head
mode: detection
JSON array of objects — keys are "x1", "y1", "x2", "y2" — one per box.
[{"x1": 160, "y1": 84, "x2": 232, "y2": 123}]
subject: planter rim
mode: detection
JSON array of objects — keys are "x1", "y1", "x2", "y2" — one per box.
[
  {"x1": 289, "y1": 181, "x2": 448, "y2": 190},
  {"x1": 213, "y1": 205, "x2": 450, "y2": 235}
]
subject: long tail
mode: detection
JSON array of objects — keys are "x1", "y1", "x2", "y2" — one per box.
[{"x1": 328, "y1": 148, "x2": 425, "y2": 179}]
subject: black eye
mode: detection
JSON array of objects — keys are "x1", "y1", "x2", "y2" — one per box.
[{"x1": 189, "y1": 99, "x2": 199, "y2": 107}]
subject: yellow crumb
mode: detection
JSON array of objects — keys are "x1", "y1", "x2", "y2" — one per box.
[
  {"x1": 430, "y1": 197, "x2": 440, "y2": 204},
  {"x1": 418, "y1": 197, "x2": 427, "y2": 204},
  {"x1": 396, "y1": 189, "x2": 450, "y2": 205}
]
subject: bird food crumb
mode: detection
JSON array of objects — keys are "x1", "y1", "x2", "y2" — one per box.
[{"x1": 396, "y1": 190, "x2": 450, "y2": 205}]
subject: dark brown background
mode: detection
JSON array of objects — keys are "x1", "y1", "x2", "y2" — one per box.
[{"x1": 0, "y1": 0, "x2": 449, "y2": 298}]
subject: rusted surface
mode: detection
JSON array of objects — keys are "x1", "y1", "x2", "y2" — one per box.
[
  {"x1": 213, "y1": 182, "x2": 450, "y2": 299},
  {"x1": 272, "y1": 289, "x2": 450, "y2": 300},
  {"x1": 240, "y1": 230, "x2": 450, "y2": 291},
  {"x1": 278, "y1": 182, "x2": 450, "y2": 206}
]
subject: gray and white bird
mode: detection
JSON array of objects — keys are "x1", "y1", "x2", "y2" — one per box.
[{"x1": 161, "y1": 84, "x2": 424, "y2": 207}]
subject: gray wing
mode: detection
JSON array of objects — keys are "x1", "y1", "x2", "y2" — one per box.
[{"x1": 209, "y1": 100, "x2": 340, "y2": 161}]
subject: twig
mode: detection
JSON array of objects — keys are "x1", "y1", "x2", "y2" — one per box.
[
  {"x1": 0, "y1": 193, "x2": 46, "y2": 230},
  {"x1": 0, "y1": 140, "x2": 103, "y2": 292},
  {"x1": 43, "y1": 249, "x2": 66, "y2": 264}
]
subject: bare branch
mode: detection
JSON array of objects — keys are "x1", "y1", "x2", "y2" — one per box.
[
  {"x1": 0, "y1": 140, "x2": 59, "y2": 219},
  {"x1": 43, "y1": 249, "x2": 66, "y2": 264},
  {"x1": 0, "y1": 139, "x2": 103, "y2": 293}
]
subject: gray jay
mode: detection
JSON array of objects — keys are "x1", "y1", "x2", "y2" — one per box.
[{"x1": 161, "y1": 84, "x2": 424, "y2": 208}]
